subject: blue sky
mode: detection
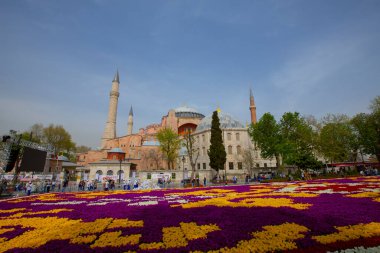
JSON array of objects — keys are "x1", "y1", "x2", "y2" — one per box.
[{"x1": 1, "y1": 0, "x2": 379, "y2": 148}]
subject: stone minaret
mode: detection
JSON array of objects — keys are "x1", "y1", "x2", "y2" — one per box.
[
  {"x1": 101, "y1": 70, "x2": 120, "y2": 149},
  {"x1": 127, "y1": 106, "x2": 133, "y2": 135},
  {"x1": 249, "y1": 88, "x2": 257, "y2": 124}
]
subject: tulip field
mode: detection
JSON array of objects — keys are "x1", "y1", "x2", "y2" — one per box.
[{"x1": 0, "y1": 176, "x2": 379, "y2": 252}]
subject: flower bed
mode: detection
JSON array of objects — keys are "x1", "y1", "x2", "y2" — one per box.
[{"x1": 0, "y1": 176, "x2": 379, "y2": 252}]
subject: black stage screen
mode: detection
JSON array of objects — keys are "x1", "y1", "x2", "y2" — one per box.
[{"x1": 20, "y1": 147, "x2": 47, "y2": 172}]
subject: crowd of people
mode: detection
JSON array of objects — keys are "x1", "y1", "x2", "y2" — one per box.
[
  {"x1": 77, "y1": 178, "x2": 141, "y2": 191},
  {"x1": 1, "y1": 166, "x2": 379, "y2": 198},
  {"x1": 12, "y1": 179, "x2": 65, "y2": 196}
]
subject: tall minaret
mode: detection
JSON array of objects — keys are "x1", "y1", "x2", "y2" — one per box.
[
  {"x1": 249, "y1": 88, "x2": 257, "y2": 124},
  {"x1": 101, "y1": 70, "x2": 120, "y2": 149},
  {"x1": 127, "y1": 106, "x2": 133, "y2": 135}
]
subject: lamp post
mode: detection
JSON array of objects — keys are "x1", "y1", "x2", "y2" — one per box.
[
  {"x1": 118, "y1": 156, "x2": 123, "y2": 185},
  {"x1": 182, "y1": 155, "x2": 186, "y2": 188}
]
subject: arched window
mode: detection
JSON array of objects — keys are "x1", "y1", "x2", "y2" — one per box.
[
  {"x1": 117, "y1": 170, "x2": 124, "y2": 180},
  {"x1": 237, "y1": 145, "x2": 241, "y2": 155},
  {"x1": 228, "y1": 145, "x2": 232, "y2": 154},
  {"x1": 95, "y1": 170, "x2": 103, "y2": 181},
  {"x1": 107, "y1": 170, "x2": 113, "y2": 176}
]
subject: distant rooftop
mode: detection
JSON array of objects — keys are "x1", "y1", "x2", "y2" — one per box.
[{"x1": 196, "y1": 111, "x2": 244, "y2": 132}]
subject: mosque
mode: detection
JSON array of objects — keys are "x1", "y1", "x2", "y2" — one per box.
[{"x1": 76, "y1": 71, "x2": 276, "y2": 183}]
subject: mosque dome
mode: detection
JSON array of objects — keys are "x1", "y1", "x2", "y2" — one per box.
[
  {"x1": 109, "y1": 148, "x2": 125, "y2": 153},
  {"x1": 58, "y1": 155, "x2": 69, "y2": 161},
  {"x1": 174, "y1": 106, "x2": 205, "y2": 119},
  {"x1": 196, "y1": 111, "x2": 245, "y2": 132}
]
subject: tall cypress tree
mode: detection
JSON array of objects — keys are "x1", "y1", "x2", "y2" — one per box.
[{"x1": 208, "y1": 111, "x2": 227, "y2": 177}]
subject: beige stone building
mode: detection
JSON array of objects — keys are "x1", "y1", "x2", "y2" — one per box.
[{"x1": 179, "y1": 110, "x2": 276, "y2": 182}]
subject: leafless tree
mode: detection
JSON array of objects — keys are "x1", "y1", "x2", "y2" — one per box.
[
  {"x1": 241, "y1": 148, "x2": 256, "y2": 176},
  {"x1": 182, "y1": 131, "x2": 199, "y2": 180},
  {"x1": 143, "y1": 149, "x2": 162, "y2": 170}
]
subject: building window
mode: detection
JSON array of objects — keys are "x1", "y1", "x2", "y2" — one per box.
[
  {"x1": 147, "y1": 173, "x2": 151, "y2": 179},
  {"x1": 203, "y1": 163, "x2": 206, "y2": 170},
  {"x1": 95, "y1": 170, "x2": 103, "y2": 181},
  {"x1": 227, "y1": 133, "x2": 231, "y2": 141},
  {"x1": 202, "y1": 134, "x2": 205, "y2": 142},
  {"x1": 229, "y1": 162, "x2": 234, "y2": 170},
  {"x1": 256, "y1": 163, "x2": 260, "y2": 167},
  {"x1": 172, "y1": 173, "x2": 176, "y2": 179},
  {"x1": 237, "y1": 145, "x2": 241, "y2": 155},
  {"x1": 264, "y1": 163, "x2": 267, "y2": 168},
  {"x1": 238, "y1": 162, "x2": 243, "y2": 170},
  {"x1": 228, "y1": 145, "x2": 232, "y2": 154},
  {"x1": 197, "y1": 163, "x2": 200, "y2": 170},
  {"x1": 113, "y1": 155, "x2": 116, "y2": 160},
  {"x1": 236, "y1": 133, "x2": 240, "y2": 141},
  {"x1": 107, "y1": 170, "x2": 113, "y2": 175}
]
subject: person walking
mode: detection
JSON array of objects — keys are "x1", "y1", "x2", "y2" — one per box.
[
  {"x1": 203, "y1": 176, "x2": 207, "y2": 186},
  {"x1": 26, "y1": 182, "x2": 32, "y2": 196},
  {"x1": 46, "y1": 181, "x2": 51, "y2": 193},
  {"x1": 62, "y1": 180, "x2": 68, "y2": 192}
]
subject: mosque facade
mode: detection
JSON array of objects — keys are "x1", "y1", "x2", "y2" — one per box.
[{"x1": 77, "y1": 71, "x2": 275, "y2": 182}]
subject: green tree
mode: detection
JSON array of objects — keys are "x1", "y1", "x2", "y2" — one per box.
[
  {"x1": 21, "y1": 123, "x2": 44, "y2": 143},
  {"x1": 369, "y1": 96, "x2": 380, "y2": 161},
  {"x1": 319, "y1": 119, "x2": 354, "y2": 163},
  {"x1": 208, "y1": 111, "x2": 227, "y2": 177},
  {"x1": 350, "y1": 113, "x2": 373, "y2": 161},
  {"x1": 43, "y1": 124, "x2": 76, "y2": 154},
  {"x1": 156, "y1": 128, "x2": 181, "y2": 170},
  {"x1": 249, "y1": 113, "x2": 282, "y2": 168},
  {"x1": 352, "y1": 96, "x2": 380, "y2": 161},
  {"x1": 279, "y1": 112, "x2": 319, "y2": 168},
  {"x1": 294, "y1": 148, "x2": 323, "y2": 170}
]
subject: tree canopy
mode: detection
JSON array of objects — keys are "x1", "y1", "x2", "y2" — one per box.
[
  {"x1": 249, "y1": 113, "x2": 282, "y2": 167},
  {"x1": 43, "y1": 124, "x2": 76, "y2": 154},
  {"x1": 156, "y1": 128, "x2": 181, "y2": 170}
]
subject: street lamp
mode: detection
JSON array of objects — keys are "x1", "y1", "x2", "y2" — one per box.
[
  {"x1": 118, "y1": 156, "x2": 123, "y2": 185},
  {"x1": 182, "y1": 155, "x2": 186, "y2": 187}
]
